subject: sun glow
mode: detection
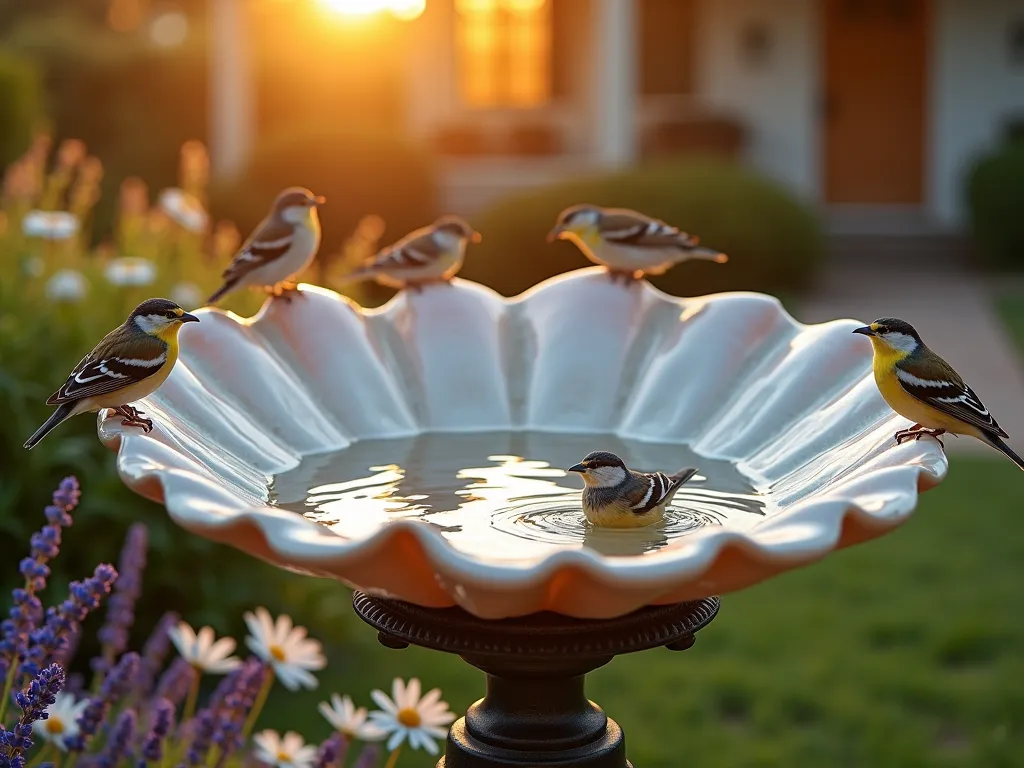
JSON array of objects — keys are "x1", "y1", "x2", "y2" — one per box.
[{"x1": 318, "y1": 0, "x2": 425, "y2": 19}]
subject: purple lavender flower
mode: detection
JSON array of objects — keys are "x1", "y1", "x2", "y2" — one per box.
[
  {"x1": 134, "y1": 611, "x2": 179, "y2": 698},
  {"x1": 212, "y1": 659, "x2": 266, "y2": 765},
  {"x1": 0, "y1": 478, "x2": 79, "y2": 680},
  {"x1": 0, "y1": 665, "x2": 65, "y2": 764},
  {"x1": 66, "y1": 652, "x2": 139, "y2": 752},
  {"x1": 139, "y1": 698, "x2": 174, "y2": 766},
  {"x1": 96, "y1": 708, "x2": 136, "y2": 768},
  {"x1": 313, "y1": 733, "x2": 347, "y2": 768},
  {"x1": 153, "y1": 658, "x2": 196, "y2": 709},
  {"x1": 351, "y1": 743, "x2": 380, "y2": 768},
  {"x1": 93, "y1": 525, "x2": 147, "y2": 682},
  {"x1": 184, "y1": 709, "x2": 216, "y2": 767},
  {"x1": 21, "y1": 565, "x2": 117, "y2": 680}
]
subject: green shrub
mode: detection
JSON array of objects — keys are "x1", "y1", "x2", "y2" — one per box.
[
  {"x1": 209, "y1": 124, "x2": 439, "y2": 261},
  {"x1": 967, "y1": 143, "x2": 1024, "y2": 269},
  {"x1": 0, "y1": 51, "x2": 45, "y2": 168},
  {"x1": 460, "y1": 158, "x2": 825, "y2": 298}
]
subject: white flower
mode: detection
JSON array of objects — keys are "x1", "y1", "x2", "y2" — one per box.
[
  {"x1": 22, "y1": 210, "x2": 79, "y2": 240},
  {"x1": 318, "y1": 694, "x2": 386, "y2": 742},
  {"x1": 368, "y1": 678, "x2": 457, "y2": 756},
  {"x1": 32, "y1": 692, "x2": 89, "y2": 751},
  {"x1": 169, "y1": 281, "x2": 203, "y2": 309},
  {"x1": 158, "y1": 187, "x2": 209, "y2": 233},
  {"x1": 105, "y1": 257, "x2": 156, "y2": 287},
  {"x1": 168, "y1": 621, "x2": 242, "y2": 674},
  {"x1": 252, "y1": 730, "x2": 317, "y2": 768},
  {"x1": 45, "y1": 269, "x2": 89, "y2": 302},
  {"x1": 244, "y1": 607, "x2": 326, "y2": 691}
]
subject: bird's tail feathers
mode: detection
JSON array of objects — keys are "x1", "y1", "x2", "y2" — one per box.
[
  {"x1": 24, "y1": 403, "x2": 76, "y2": 450},
  {"x1": 981, "y1": 433, "x2": 1024, "y2": 472},
  {"x1": 206, "y1": 280, "x2": 237, "y2": 305},
  {"x1": 685, "y1": 246, "x2": 729, "y2": 264},
  {"x1": 668, "y1": 467, "x2": 699, "y2": 493}
]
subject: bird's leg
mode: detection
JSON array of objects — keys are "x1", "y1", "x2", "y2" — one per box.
[
  {"x1": 277, "y1": 281, "x2": 302, "y2": 301},
  {"x1": 116, "y1": 405, "x2": 154, "y2": 433},
  {"x1": 404, "y1": 282, "x2": 424, "y2": 294},
  {"x1": 894, "y1": 424, "x2": 923, "y2": 444},
  {"x1": 914, "y1": 428, "x2": 946, "y2": 449},
  {"x1": 607, "y1": 268, "x2": 635, "y2": 284}
]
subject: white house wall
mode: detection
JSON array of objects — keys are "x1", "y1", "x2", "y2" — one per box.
[
  {"x1": 696, "y1": 0, "x2": 821, "y2": 202},
  {"x1": 930, "y1": 0, "x2": 1024, "y2": 227}
]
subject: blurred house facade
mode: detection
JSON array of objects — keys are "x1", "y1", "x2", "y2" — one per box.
[{"x1": 397, "y1": 0, "x2": 1024, "y2": 230}]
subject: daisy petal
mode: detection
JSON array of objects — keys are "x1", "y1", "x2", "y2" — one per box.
[{"x1": 370, "y1": 690, "x2": 398, "y2": 715}]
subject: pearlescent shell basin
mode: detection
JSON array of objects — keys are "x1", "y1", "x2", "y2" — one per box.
[{"x1": 99, "y1": 268, "x2": 946, "y2": 619}]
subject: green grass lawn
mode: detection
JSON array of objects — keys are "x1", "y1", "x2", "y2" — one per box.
[{"x1": 257, "y1": 457, "x2": 1024, "y2": 768}]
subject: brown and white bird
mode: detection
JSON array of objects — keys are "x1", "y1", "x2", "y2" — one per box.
[
  {"x1": 206, "y1": 187, "x2": 325, "y2": 305},
  {"x1": 24, "y1": 298, "x2": 199, "y2": 449},
  {"x1": 343, "y1": 215, "x2": 481, "y2": 291},
  {"x1": 548, "y1": 204, "x2": 727, "y2": 282},
  {"x1": 567, "y1": 451, "x2": 699, "y2": 528}
]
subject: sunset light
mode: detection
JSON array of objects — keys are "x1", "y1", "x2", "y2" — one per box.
[{"x1": 318, "y1": 0, "x2": 426, "y2": 20}]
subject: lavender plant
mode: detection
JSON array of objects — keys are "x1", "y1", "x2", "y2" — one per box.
[{"x1": 0, "y1": 478, "x2": 456, "y2": 768}]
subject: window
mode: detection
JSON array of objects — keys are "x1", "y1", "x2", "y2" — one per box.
[{"x1": 455, "y1": 0, "x2": 552, "y2": 108}]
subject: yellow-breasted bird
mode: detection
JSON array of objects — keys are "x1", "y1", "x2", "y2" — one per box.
[
  {"x1": 206, "y1": 187, "x2": 325, "y2": 305},
  {"x1": 24, "y1": 298, "x2": 199, "y2": 450},
  {"x1": 547, "y1": 204, "x2": 727, "y2": 282},
  {"x1": 567, "y1": 451, "x2": 699, "y2": 528},
  {"x1": 853, "y1": 317, "x2": 1024, "y2": 471}
]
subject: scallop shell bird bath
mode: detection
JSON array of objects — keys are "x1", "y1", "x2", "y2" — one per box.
[{"x1": 100, "y1": 268, "x2": 946, "y2": 767}]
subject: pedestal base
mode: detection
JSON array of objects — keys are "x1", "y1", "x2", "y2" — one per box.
[{"x1": 352, "y1": 593, "x2": 720, "y2": 768}]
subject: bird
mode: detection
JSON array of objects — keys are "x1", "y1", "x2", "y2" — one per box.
[
  {"x1": 206, "y1": 187, "x2": 325, "y2": 305},
  {"x1": 342, "y1": 215, "x2": 481, "y2": 291},
  {"x1": 547, "y1": 204, "x2": 727, "y2": 282},
  {"x1": 24, "y1": 298, "x2": 200, "y2": 450},
  {"x1": 566, "y1": 450, "x2": 699, "y2": 528},
  {"x1": 853, "y1": 317, "x2": 1024, "y2": 471}
]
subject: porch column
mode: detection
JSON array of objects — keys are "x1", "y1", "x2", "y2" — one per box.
[
  {"x1": 591, "y1": 0, "x2": 638, "y2": 168},
  {"x1": 209, "y1": 0, "x2": 254, "y2": 180}
]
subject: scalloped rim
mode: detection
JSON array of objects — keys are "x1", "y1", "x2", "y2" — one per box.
[{"x1": 98, "y1": 268, "x2": 948, "y2": 619}]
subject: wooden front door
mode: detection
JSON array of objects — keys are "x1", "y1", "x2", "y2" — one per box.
[{"x1": 823, "y1": 0, "x2": 930, "y2": 204}]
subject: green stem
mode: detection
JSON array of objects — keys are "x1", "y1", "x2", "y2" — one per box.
[
  {"x1": 383, "y1": 747, "x2": 402, "y2": 768},
  {"x1": 240, "y1": 671, "x2": 274, "y2": 740},
  {"x1": 182, "y1": 669, "x2": 202, "y2": 726},
  {"x1": 0, "y1": 660, "x2": 18, "y2": 725},
  {"x1": 65, "y1": 752, "x2": 78, "y2": 768},
  {"x1": 27, "y1": 742, "x2": 54, "y2": 768}
]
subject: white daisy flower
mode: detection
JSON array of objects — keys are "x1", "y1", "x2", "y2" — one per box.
[
  {"x1": 244, "y1": 607, "x2": 326, "y2": 691},
  {"x1": 368, "y1": 678, "x2": 457, "y2": 756},
  {"x1": 32, "y1": 692, "x2": 89, "y2": 751},
  {"x1": 158, "y1": 187, "x2": 209, "y2": 233},
  {"x1": 318, "y1": 694, "x2": 386, "y2": 742},
  {"x1": 105, "y1": 257, "x2": 157, "y2": 287},
  {"x1": 169, "y1": 281, "x2": 204, "y2": 310},
  {"x1": 168, "y1": 621, "x2": 242, "y2": 675},
  {"x1": 21, "y1": 210, "x2": 79, "y2": 240},
  {"x1": 45, "y1": 269, "x2": 89, "y2": 302},
  {"x1": 252, "y1": 730, "x2": 318, "y2": 768}
]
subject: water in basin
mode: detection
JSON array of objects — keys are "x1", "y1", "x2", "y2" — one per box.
[{"x1": 269, "y1": 431, "x2": 771, "y2": 560}]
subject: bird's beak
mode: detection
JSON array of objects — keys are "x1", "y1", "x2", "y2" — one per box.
[
  {"x1": 180, "y1": 312, "x2": 200, "y2": 323},
  {"x1": 470, "y1": 230, "x2": 482, "y2": 244},
  {"x1": 852, "y1": 325, "x2": 874, "y2": 337},
  {"x1": 546, "y1": 225, "x2": 564, "y2": 243},
  {"x1": 567, "y1": 463, "x2": 587, "y2": 474},
  {"x1": 312, "y1": 195, "x2": 326, "y2": 206}
]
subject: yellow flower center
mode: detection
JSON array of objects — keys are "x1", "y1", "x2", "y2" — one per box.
[
  {"x1": 276, "y1": 751, "x2": 291, "y2": 763},
  {"x1": 269, "y1": 644, "x2": 287, "y2": 662},
  {"x1": 397, "y1": 708, "x2": 421, "y2": 728},
  {"x1": 45, "y1": 717, "x2": 65, "y2": 735}
]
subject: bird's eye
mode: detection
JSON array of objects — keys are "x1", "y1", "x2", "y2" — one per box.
[{"x1": 165, "y1": 311, "x2": 177, "y2": 319}]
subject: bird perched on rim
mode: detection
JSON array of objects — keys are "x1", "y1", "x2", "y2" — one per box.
[
  {"x1": 567, "y1": 451, "x2": 699, "y2": 528},
  {"x1": 24, "y1": 298, "x2": 199, "y2": 450},
  {"x1": 206, "y1": 187, "x2": 325, "y2": 305},
  {"x1": 342, "y1": 215, "x2": 481, "y2": 291},
  {"x1": 547, "y1": 204, "x2": 727, "y2": 282},
  {"x1": 854, "y1": 317, "x2": 1024, "y2": 471}
]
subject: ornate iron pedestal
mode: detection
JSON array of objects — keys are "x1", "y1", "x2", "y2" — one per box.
[{"x1": 352, "y1": 592, "x2": 720, "y2": 767}]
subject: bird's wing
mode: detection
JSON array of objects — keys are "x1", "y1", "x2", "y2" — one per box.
[
  {"x1": 47, "y1": 329, "x2": 169, "y2": 405},
  {"x1": 626, "y1": 472, "x2": 676, "y2": 515},
  {"x1": 221, "y1": 216, "x2": 295, "y2": 281},
  {"x1": 895, "y1": 355, "x2": 1008, "y2": 438},
  {"x1": 599, "y1": 211, "x2": 697, "y2": 249},
  {"x1": 366, "y1": 229, "x2": 443, "y2": 271}
]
